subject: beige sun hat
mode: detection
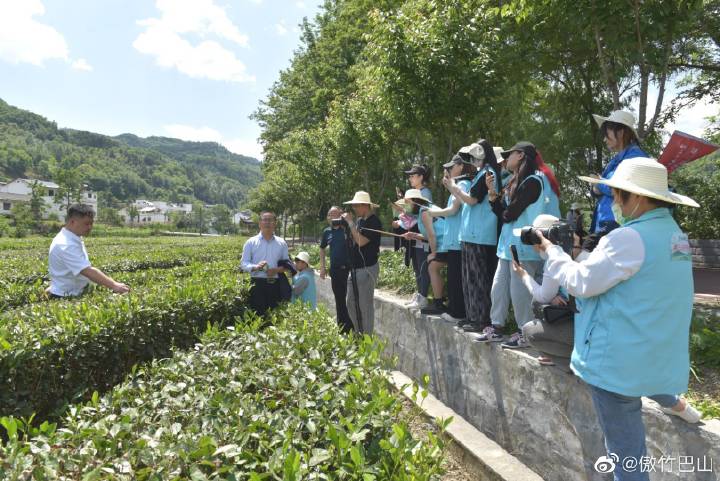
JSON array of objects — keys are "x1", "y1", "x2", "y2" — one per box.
[
  {"x1": 578, "y1": 157, "x2": 698, "y2": 207},
  {"x1": 343, "y1": 191, "x2": 379, "y2": 208},
  {"x1": 592, "y1": 110, "x2": 638, "y2": 137},
  {"x1": 403, "y1": 188, "x2": 431, "y2": 204},
  {"x1": 294, "y1": 251, "x2": 312, "y2": 267}
]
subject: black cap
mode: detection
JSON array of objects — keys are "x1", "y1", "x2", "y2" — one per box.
[
  {"x1": 500, "y1": 141, "x2": 536, "y2": 160},
  {"x1": 404, "y1": 164, "x2": 427, "y2": 176},
  {"x1": 443, "y1": 154, "x2": 473, "y2": 169}
]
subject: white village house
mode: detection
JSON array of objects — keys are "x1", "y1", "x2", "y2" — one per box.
[
  {"x1": 0, "y1": 178, "x2": 97, "y2": 220},
  {"x1": 118, "y1": 200, "x2": 193, "y2": 224}
]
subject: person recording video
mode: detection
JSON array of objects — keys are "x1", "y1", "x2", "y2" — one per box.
[
  {"x1": 319, "y1": 206, "x2": 353, "y2": 332},
  {"x1": 341, "y1": 191, "x2": 382, "y2": 334}
]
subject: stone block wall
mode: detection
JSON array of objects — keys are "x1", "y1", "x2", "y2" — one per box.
[{"x1": 316, "y1": 276, "x2": 720, "y2": 481}]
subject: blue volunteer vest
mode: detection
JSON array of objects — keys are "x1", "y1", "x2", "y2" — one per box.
[
  {"x1": 459, "y1": 167, "x2": 500, "y2": 246},
  {"x1": 417, "y1": 206, "x2": 446, "y2": 253},
  {"x1": 570, "y1": 208, "x2": 693, "y2": 396},
  {"x1": 291, "y1": 269, "x2": 317, "y2": 309},
  {"x1": 441, "y1": 179, "x2": 470, "y2": 252},
  {"x1": 496, "y1": 173, "x2": 548, "y2": 261}
]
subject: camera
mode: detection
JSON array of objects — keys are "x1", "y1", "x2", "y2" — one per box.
[
  {"x1": 519, "y1": 220, "x2": 574, "y2": 254},
  {"x1": 331, "y1": 217, "x2": 349, "y2": 228}
]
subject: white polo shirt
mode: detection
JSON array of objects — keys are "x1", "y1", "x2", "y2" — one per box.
[{"x1": 48, "y1": 227, "x2": 92, "y2": 297}]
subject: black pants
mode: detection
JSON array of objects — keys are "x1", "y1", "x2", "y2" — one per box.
[
  {"x1": 249, "y1": 278, "x2": 283, "y2": 317},
  {"x1": 446, "y1": 249, "x2": 466, "y2": 319},
  {"x1": 330, "y1": 266, "x2": 353, "y2": 333}
]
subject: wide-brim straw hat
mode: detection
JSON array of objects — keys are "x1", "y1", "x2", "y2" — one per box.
[
  {"x1": 294, "y1": 251, "x2": 312, "y2": 267},
  {"x1": 578, "y1": 157, "x2": 698, "y2": 207},
  {"x1": 343, "y1": 191, "x2": 379, "y2": 208},
  {"x1": 592, "y1": 110, "x2": 638, "y2": 137},
  {"x1": 403, "y1": 188, "x2": 431, "y2": 204}
]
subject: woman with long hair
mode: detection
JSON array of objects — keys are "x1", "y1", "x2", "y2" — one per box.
[{"x1": 476, "y1": 142, "x2": 560, "y2": 347}]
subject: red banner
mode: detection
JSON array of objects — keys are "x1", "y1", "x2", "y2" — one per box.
[{"x1": 658, "y1": 131, "x2": 720, "y2": 173}]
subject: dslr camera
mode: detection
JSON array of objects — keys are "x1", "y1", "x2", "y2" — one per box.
[
  {"x1": 331, "y1": 217, "x2": 349, "y2": 228},
  {"x1": 519, "y1": 220, "x2": 574, "y2": 254}
]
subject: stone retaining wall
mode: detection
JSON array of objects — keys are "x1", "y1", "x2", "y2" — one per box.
[
  {"x1": 692, "y1": 240, "x2": 720, "y2": 269},
  {"x1": 316, "y1": 276, "x2": 720, "y2": 481}
]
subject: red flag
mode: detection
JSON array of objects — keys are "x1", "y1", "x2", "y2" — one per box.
[{"x1": 658, "y1": 131, "x2": 720, "y2": 173}]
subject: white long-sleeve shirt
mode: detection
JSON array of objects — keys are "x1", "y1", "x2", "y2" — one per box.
[
  {"x1": 521, "y1": 250, "x2": 591, "y2": 303},
  {"x1": 240, "y1": 233, "x2": 289, "y2": 278},
  {"x1": 543, "y1": 227, "x2": 645, "y2": 298}
]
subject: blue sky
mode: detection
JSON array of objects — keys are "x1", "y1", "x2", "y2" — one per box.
[
  {"x1": 0, "y1": 0, "x2": 322, "y2": 160},
  {"x1": 0, "y1": 1, "x2": 716, "y2": 162}
]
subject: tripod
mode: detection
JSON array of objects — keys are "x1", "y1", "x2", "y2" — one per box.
[{"x1": 344, "y1": 224, "x2": 364, "y2": 334}]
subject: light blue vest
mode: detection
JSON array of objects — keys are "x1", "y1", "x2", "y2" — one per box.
[
  {"x1": 417, "y1": 207, "x2": 446, "y2": 253},
  {"x1": 459, "y1": 167, "x2": 500, "y2": 246},
  {"x1": 291, "y1": 269, "x2": 317, "y2": 309},
  {"x1": 540, "y1": 173, "x2": 561, "y2": 218},
  {"x1": 570, "y1": 208, "x2": 693, "y2": 396},
  {"x1": 496, "y1": 174, "x2": 547, "y2": 261},
  {"x1": 441, "y1": 179, "x2": 470, "y2": 252}
]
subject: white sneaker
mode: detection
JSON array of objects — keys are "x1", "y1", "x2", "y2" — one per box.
[
  {"x1": 441, "y1": 312, "x2": 465, "y2": 324},
  {"x1": 661, "y1": 401, "x2": 702, "y2": 424},
  {"x1": 407, "y1": 294, "x2": 428, "y2": 309},
  {"x1": 405, "y1": 293, "x2": 419, "y2": 306}
]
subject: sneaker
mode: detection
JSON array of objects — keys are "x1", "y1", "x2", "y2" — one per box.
[
  {"x1": 462, "y1": 324, "x2": 484, "y2": 333},
  {"x1": 661, "y1": 400, "x2": 702, "y2": 424},
  {"x1": 407, "y1": 294, "x2": 428, "y2": 309},
  {"x1": 421, "y1": 299, "x2": 446, "y2": 315},
  {"x1": 474, "y1": 325, "x2": 504, "y2": 343},
  {"x1": 501, "y1": 332, "x2": 528, "y2": 349},
  {"x1": 453, "y1": 320, "x2": 473, "y2": 332},
  {"x1": 441, "y1": 312, "x2": 465, "y2": 324},
  {"x1": 404, "y1": 293, "x2": 419, "y2": 306}
]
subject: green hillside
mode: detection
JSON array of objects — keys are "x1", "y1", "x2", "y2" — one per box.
[{"x1": 0, "y1": 98, "x2": 262, "y2": 208}]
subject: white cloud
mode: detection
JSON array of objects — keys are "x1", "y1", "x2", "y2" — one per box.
[
  {"x1": 275, "y1": 21, "x2": 288, "y2": 36},
  {"x1": 668, "y1": 99, "x2": 718, "y2": 138},
  {"x1": 134, "y1": 0, "x2": 254, "y2": 83},
  {"x1": 71, "y1": 58, "x2": 93, "y2": 71},
  {"x1": 0, "y1": 0, "x2": 68, "y2": 66},
  {"x1": 164, "y1": 124, "x2": 263, "y2": 159}
]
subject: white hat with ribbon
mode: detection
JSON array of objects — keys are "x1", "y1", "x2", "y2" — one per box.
[
  {"x1": 578, "y1": 157, "x2": 698, "y2": 207},
  {"x1": 343, "y1": 191, "x2": 379, "y2": 208},
  {"x1": 592, "y1": 110, "x2": 638, "y2": 137}
]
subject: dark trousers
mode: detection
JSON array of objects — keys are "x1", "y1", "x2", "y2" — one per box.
[
  {"x1": 446, "y1": 249, "x2": 466, "y2": 319},
  {"x1": 461, "y1": 242, "x2": 497, "y2": 326},
  {"x1": 249, "y1": 278, "x2": 283, "y2": 317},
  {"x1": 412, "y1": 246, "x2": 430, "y2": 297},
  {"x1": 330, "y1": 266, "x2": 353, "y2": 333}
]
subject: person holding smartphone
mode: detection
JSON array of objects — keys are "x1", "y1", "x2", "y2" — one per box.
[{"x1": 446, "y1": 140, "x2": 502, "y2": 337}]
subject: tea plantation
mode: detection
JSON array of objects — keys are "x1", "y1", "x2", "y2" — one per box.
[{"x1": 0, "y1": 236, "x2": 447, "y2": 480}]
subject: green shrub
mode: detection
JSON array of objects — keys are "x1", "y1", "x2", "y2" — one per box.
[
  {"x1": 0, "y1": 263, "x2": 249, "y2": 420},
  {"x1": 0, "y1": 304, "x2": 447, "y2": 480}
]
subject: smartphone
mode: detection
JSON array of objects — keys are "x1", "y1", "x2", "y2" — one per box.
[{"x1": 510, "y1": 245, "x2": 519, "y2": 264}]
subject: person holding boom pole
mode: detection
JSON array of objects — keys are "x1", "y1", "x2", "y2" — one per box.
[{"x1": 341, "y1": 191, "x2": 382, "y2": 334}]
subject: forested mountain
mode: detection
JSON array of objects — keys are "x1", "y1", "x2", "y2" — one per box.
[{"x1": 0, "y1": 98, "x2": 261, "y2": 208}]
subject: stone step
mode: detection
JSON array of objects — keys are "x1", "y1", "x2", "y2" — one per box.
[{"x1": 390, "y1": 370, "x2": 544, "y2": 481}]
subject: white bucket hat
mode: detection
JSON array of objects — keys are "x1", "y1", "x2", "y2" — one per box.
[
  {"x1": 343, "y1": 191, "x2": 379, "y2": 208},
  {"x1": 592, "y1": 110, "x2": 638, "y2": 137},
  {"x1": 578, "y1": 157, "x2": 698, "y2": 207},
  {"x1": 459, "y1": 142, "x2": 483, "y2": 160},
  {"x1": 294, "y1": 251, "x2": 312, "y2": 267},
  {"x1": 403, "y1": 188, "x2": 431, "y2": 204}
]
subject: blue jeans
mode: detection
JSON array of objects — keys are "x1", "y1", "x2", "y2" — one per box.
[{"x1": 589, "y1": 384, "x2": 679, "y2": 481}]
